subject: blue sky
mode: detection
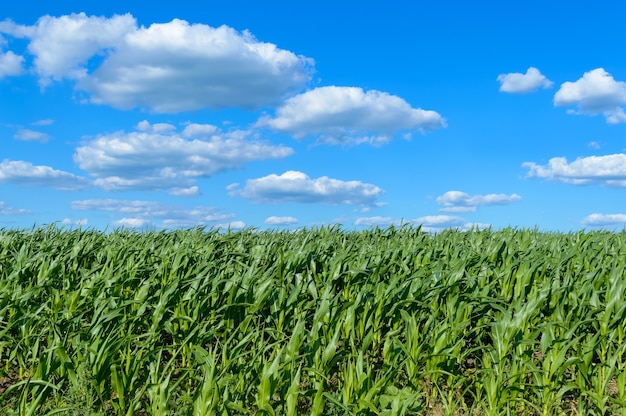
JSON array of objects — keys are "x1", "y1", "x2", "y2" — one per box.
[{"x1": 1, "y1": 1, "x2": 626, "y2": 231}]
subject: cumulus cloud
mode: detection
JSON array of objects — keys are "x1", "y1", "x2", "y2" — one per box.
[
  {"x1": 1, "y1": 13, "x2": 313, "y2": 110},
  {"x1": 0, "y1": 159, "x2": 89, "y2": 190},
  {"x1": 0, "y1": 13, "x2": 136, "y2": 86},
  {"x1": 264, "y1": 216, "x2": 298, "y2": 226},
  {"x1": 497, "y1": 67, "x2": 553, "y2": 93},
  {"x1": 73, "y1": 121, "x2": 293, "y2": 192},
  {"x1": 14, "y1": 129, "x2": 50, "y2": 142},
  {"x1": 436, "y1": 191, "x2": 522, "y2": 213},
  {"x1": 72, "y1": 198, "x2": 244, "y2": 229},
  {"x1": 581, "y1": 213, "x2": 626, "y2": 227},
  {"x1": 229, "y1": 170, "x2": 384, "y2": 205},
  {"x1": 523, "y1": 153, "x2": 626, "y2": 186},
  {"x1": 82, "y1": 19, "x2": 313, "y2": 112},
  {"x1": 0, "y1": 49, "x2": 23, "y2": 77},
  {"x1": 0, "y1": 201, "x2": 30, "y2": 215},
  {"x1": 554, "y1": 68, "x2": 626, "y2": 124},
  {"x1": 257, "y1": 86, "x2": 446, "y2": 145}
]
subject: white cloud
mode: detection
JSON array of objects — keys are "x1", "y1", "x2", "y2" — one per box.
[
  {"x1": 0, "y1": 159, "x2": 89, "y2": 190},
  {"x1": 73, "y1": 121, "x2": 293, "y2": 192},
  {"x1": 264, "y1": 216, "x2": 298, "y2": 226},
  {"x1": 0, "y1": 50, "x2": 23, "y2": 77},
  {"x1": 523, "y1": 153, "x2": 626, "y2": 186},
  {"x1": 72, "y1": 199, "x2": 165, "y2": 214},
  {"x1": 0, "y1": 13, "x2": 136, "y2": 86},
  {"x1": 2, "y1": 14, "x2": 313, "y2": 111},
  {"x1": 554, "y1": 68, "x2": 626, "y2": 124},
  {"x1": 581, "y1": 213, "x2": 626, "y2": 227},
  {"x1": 216, "y1": 220, "x2": 246, "y2": 230},
  {"x1": 354, "y1": 214, "x2": 486, "y2": 232},
  {"x1": 606, "y1": 110, "x2": 626, "y2": 124},
  {"x1": 0, "y1": 201, "x2": 30, "y2": 215},
  {"x1": 169, "y1": 186, "x2": 200, "y2": 197},
  {"x1": 72, "y1": 198, "x2": 242, "y2": 229},
  {"x1": 61, "y1": 218, "x2": 88, "y2": 226},
  {"x1": 497, "y1": 67, "x2": 553, "y2": 93},
  {"x1": 14, "y1": 129, "x2": 50, "y2": 142},
  {"x1": 111, "y1": 218, "x2": 151, "y2": 229},
  {"x1": 32, "y1": 118, "x2": 54, "y2": 126},
  {"x1": 257, "y1": 86, "x2": 446, "y2": 145},
  {"x1": 136, "y1": 120, "x2": 176, "y2": 133},
  {"x1": 83, "y1": 19, "x2": 312, "y2": 112},
  {"x1": 182, "y1": 123, "x2": 218, "y2": 137},
  {"x1": 411, "y1": 215, "x2": 468, "y2": 232},
  {"x1": 230, "y1": 170, "x2": 384, "y2": 205},
  {"x1": 588, "y1": 141, "x2": 601, "y2": 149},
  {"x1": 87, "y1": 19, "x2": 312, "y2": 112},
  {"x1": 354, "y1": 216, "x2": 402, "y2": 227},
  {"x1": 436, "y1": 191, "x2": 522, "y2": 212}
]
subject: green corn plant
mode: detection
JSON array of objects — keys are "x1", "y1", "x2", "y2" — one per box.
[
  {"x1": 192, "y1": 345, "x2": 220, "y2": 415},
  {"x1": 255, "y1": 345, "x2": 283, "y2": 415},
  {"x1": 2, "y1": 226, "x2": 626, "y2": 413}
]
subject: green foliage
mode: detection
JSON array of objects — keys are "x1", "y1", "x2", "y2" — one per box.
[{"x1": 0, "y1": 225, "x2": 625, "y2": 414}]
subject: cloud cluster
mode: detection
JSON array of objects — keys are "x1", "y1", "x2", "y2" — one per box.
[
  {"x1": 436, "y1": 191, "x2": 521, "y2": 213},
  {"x1": 581, "y1": 213, "x2": 626, "y2": 227},
  {"x1": 74, "y1": 121, "x2": 293, "y2": 192},
  {"x1": 554, "y1": 68, "x2": 626, "y2": 124},
  {"x1": 354, "y1": 216, "x2": 403, "y2": 227},
  {"x1": 355, "y1": 215, "x2": 488, "y2": 232},
  {"x1": 0, "y1": 201, "x2": 30, "y2": 215},
  {"x1": 257, "y1": 86, "x2": 446, "y2": 145},
  {"x1": 72, "y1": 198, "x2": 244, "y2": 229},
  {"x1": 0, "y1": 159, "x2": 89, "y2": 190},
  {"x1": 523, "y1": 153, "x2": 626, "y2": 186},
  {"x1": 2, "y1": 13, "x2": 445, "y2": 149},
  {"x1": 0, "y1": 14, "x2": 313, "y2": 111},
  {"x1": 229, "y1": 170, "x2": 384, "y2": 206},
  {"x1": 510, "y1": 69, "x2": 626, "y2": 229},
  {"x1": 0, "y1": 13, "x2": 135, "y2": 85},
  {"x1": 2, "y1": 119, "x2": 297, "y2": 198},
  {"x1": 498, "y1": 67, "x2": 626, "y2": 124},
  {"x1": 497, "y1": 67, "x2": 553, "y2": 93}
]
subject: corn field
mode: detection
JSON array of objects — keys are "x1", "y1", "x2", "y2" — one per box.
[{"x1": 1, "y1": 226, "x2": 625, "y2": 415}]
